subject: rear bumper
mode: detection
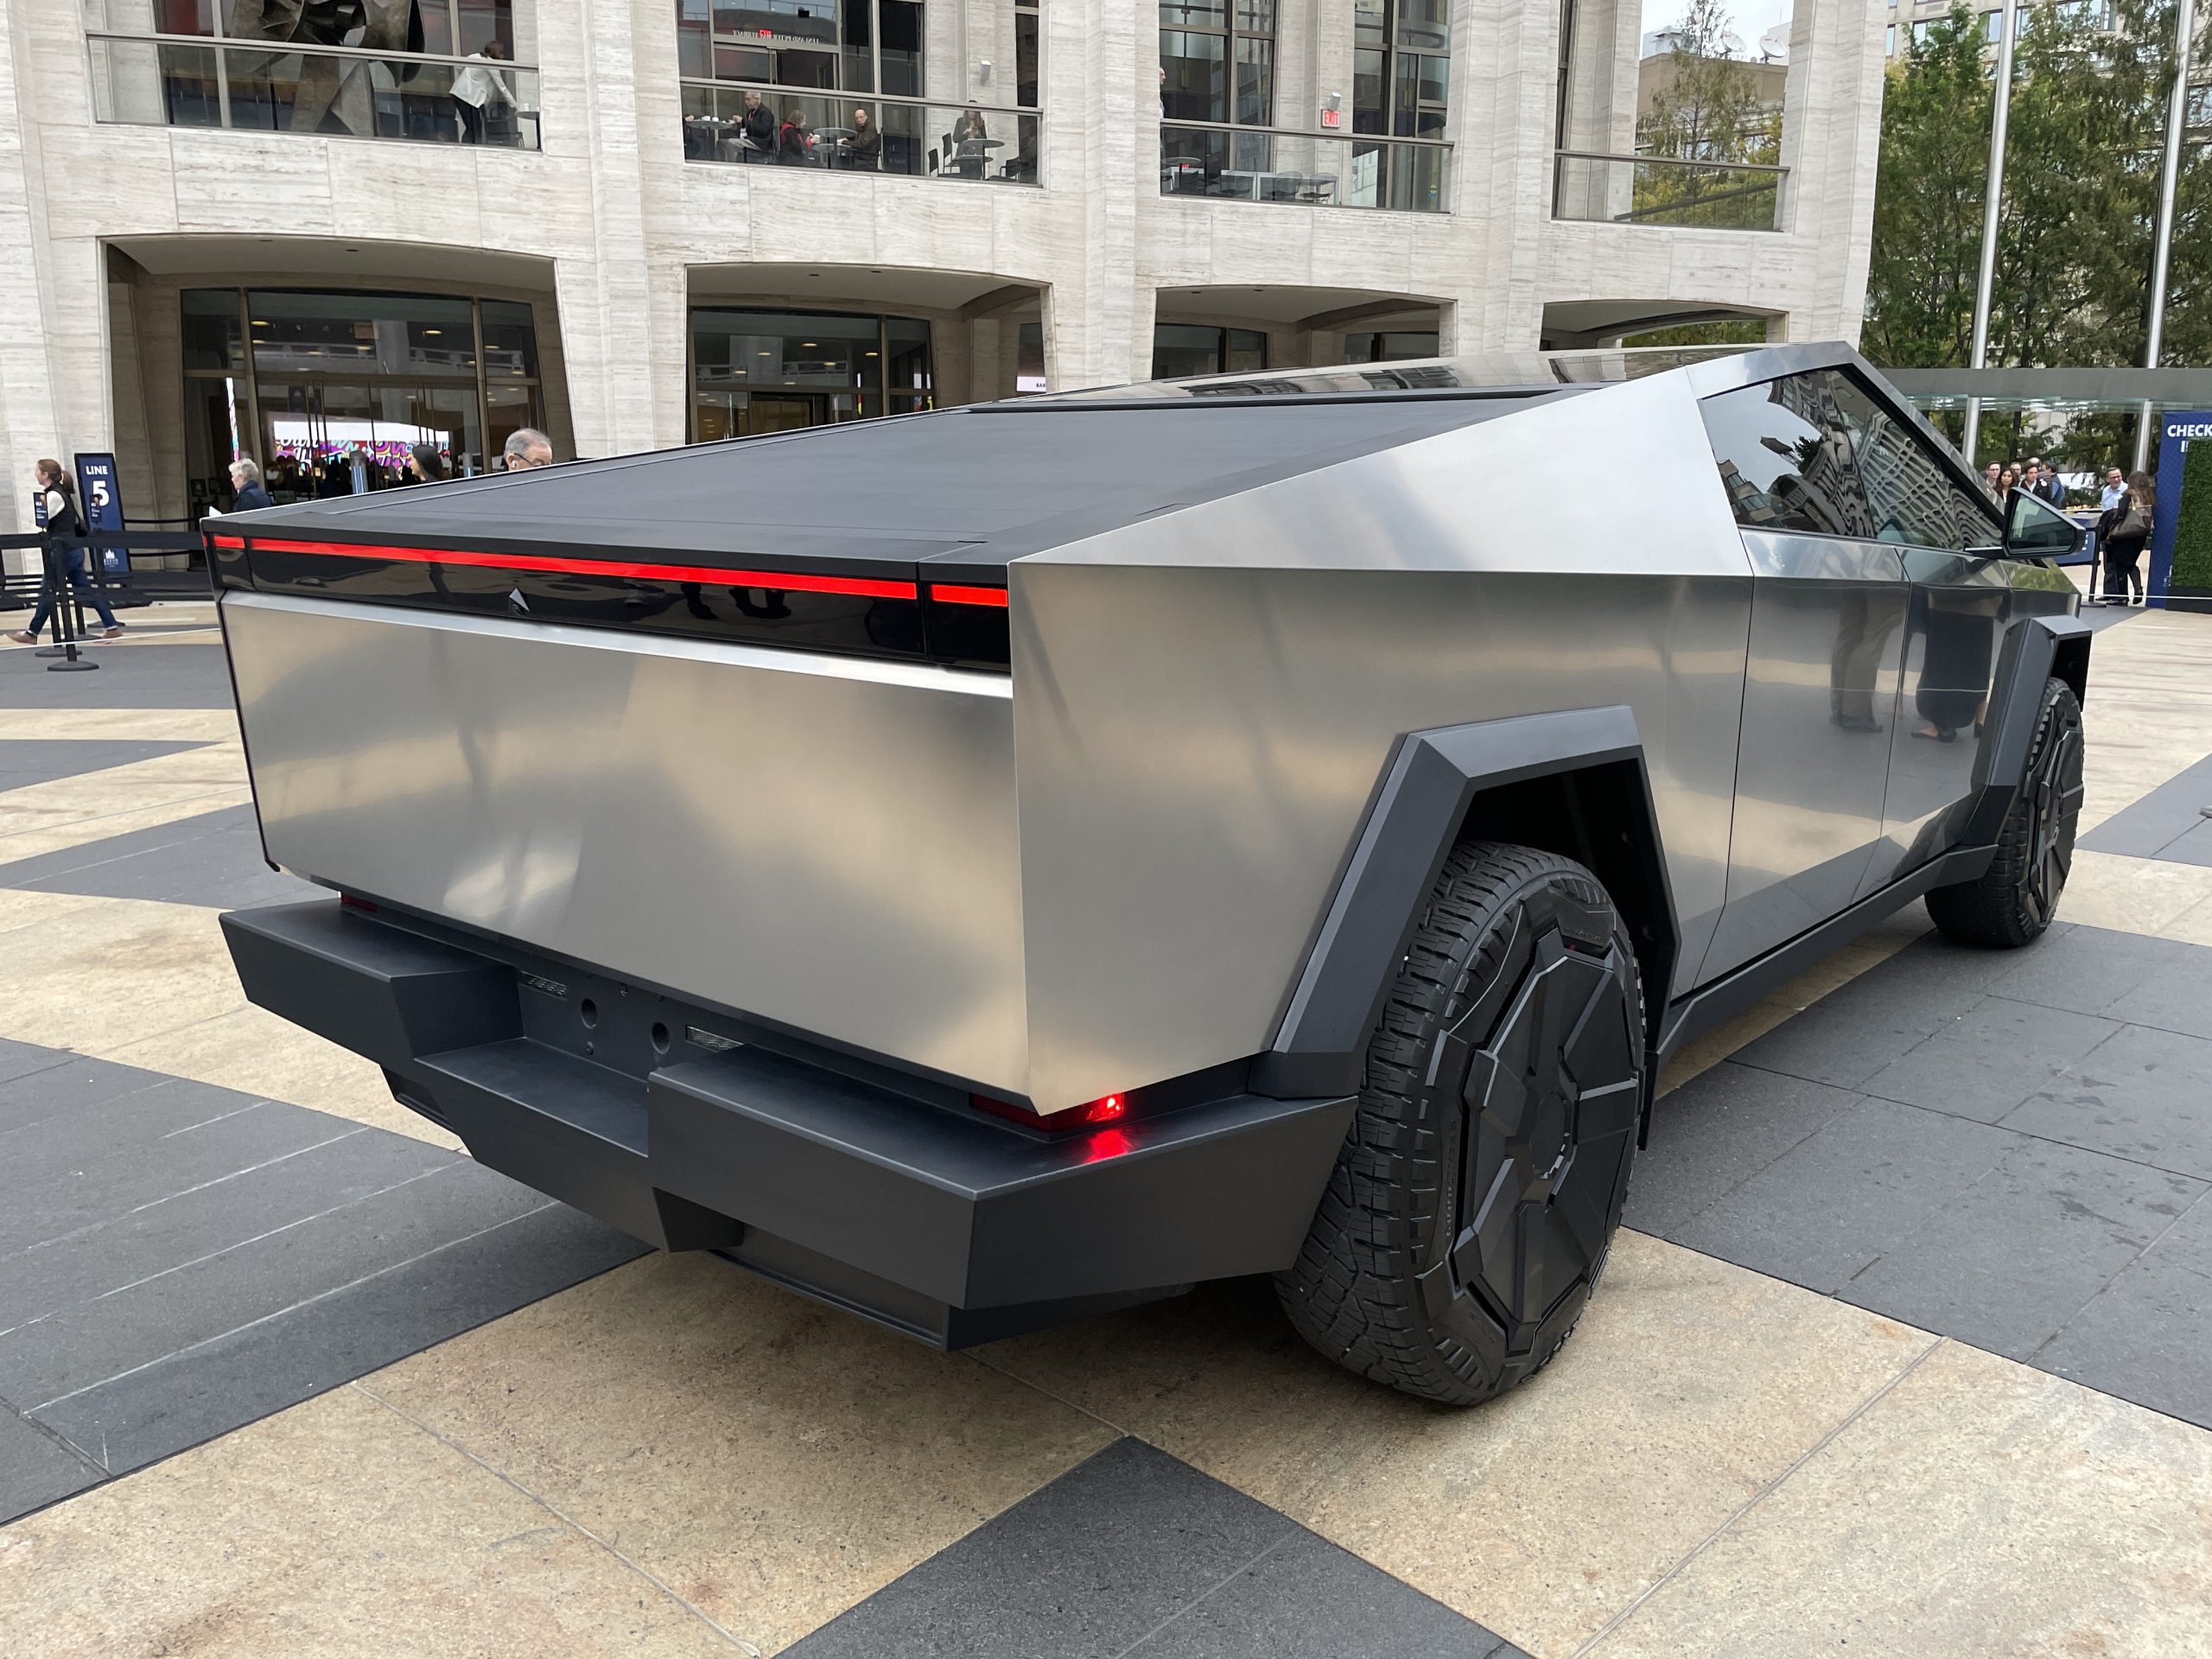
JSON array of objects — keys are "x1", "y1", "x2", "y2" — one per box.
[{"x1": 221, "y1": 900, "x2": 1354, "y2": 1347}]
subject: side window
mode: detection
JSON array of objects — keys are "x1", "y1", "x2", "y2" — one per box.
[
  {"x1": 1827, "y1": 376, "x2": 1999, "y2": 551},
  {"x1": 1700, "y1": 372, "x2": 1876, "y2": 540}
]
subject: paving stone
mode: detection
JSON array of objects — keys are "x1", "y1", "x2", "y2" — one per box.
[
  {"x1": 1123, "y1": 1529, "x2": 1515, "y2": 1658},
  {"x1": 0, "y1": 1159, "x2": 551, "y2": 1408},
  {"x1": 0, "y1": 1091, "x2": 360, "y2": 1257},
  {"x1": 1629, "y1": 1062, "x2": 1859, "y2": 1236},
  {"x1": 2076, "y1": 753, "x2": 2212, "y2": 859},
  {"x1": 1670, "y1": 1097, "x2": 2013, "y2": 1294},
  {"x1": 1856, "y1": 996, "x2": 2123, "y2": 1123},
  {"x1": 0, "y1": 1404, "x2": 101, "y2": 1525},
  {"x1": 2035, "y1": 1194, "x2": 2212, "y2": 1429},
  {"x1": 0, "y1": 1062, "x2": 242, "y2": 1157},
  {"x1": 30, "y1": 1201, "x2": 645, "y2": 1476},
  {"x1": 0, "y1": 643, "x2": 236, "y2": 711},
  {"x1": 2000, "y1": 1024, "x2": 2212, "y2": 1180},
  {"x1": 1837, "y1": 1135, "x2": 2204, "y2": 1360},
  {"x1": 1980, "y1": 925, "x2": 2203, "y2": 1024},
  {"x1": 0, "y1": 1038, "x2": 84, "y2": 1102},
  {"x1": 0, "y1": 1127, "x2": 456, "y2": 1334},
  {"x1": 1730, "y1": 934, "x2": 2023, "y2": 1090},
  {"x1": 0, "y1": 738, "x2": 207, "y2": 791},
  {"x1": 0, "y1": 802, "x2": 302, "y2": 909},
  {"x1": 2160, "y1": 816, "x2": 2212, "y2": 868},
  {"x1": 785, "y1": 1438, "x2": 1301, "y2": 1659}
]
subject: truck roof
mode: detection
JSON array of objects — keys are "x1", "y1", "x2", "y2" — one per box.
[{"x1": 210, "y1": 346, "x2": 1750, "y2": 584}]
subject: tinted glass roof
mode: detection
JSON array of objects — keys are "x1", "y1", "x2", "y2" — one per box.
[{"x1": 218, "y1": 392, "x2": 1560, "y2": 580}]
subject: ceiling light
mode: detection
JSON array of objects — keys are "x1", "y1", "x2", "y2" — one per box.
[
  {"x1": 423, "y1": 328, "x2": 442, "y2": 335},
  {"x1": 801, "y1": 340, "x2": 817, "y2": 346}
]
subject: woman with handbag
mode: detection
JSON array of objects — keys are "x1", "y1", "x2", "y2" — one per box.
[{"x1": 2102, "y1": 470, "x2": 2153, "y2": 605}]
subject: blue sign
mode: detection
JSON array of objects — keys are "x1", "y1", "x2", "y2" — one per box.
[
  {"x1": 2149, "y1": 414, "x2": 2211, "y2": 606},
  {"x1": 73, "y1": 452, "x2": 127, "y2": 575}
]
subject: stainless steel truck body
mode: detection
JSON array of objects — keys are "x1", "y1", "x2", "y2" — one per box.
[{"x1": 213, "y1": 344, "x2": 2091, "y2": 1403}]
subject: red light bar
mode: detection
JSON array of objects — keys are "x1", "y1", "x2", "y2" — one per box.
[
  {"x1": 209, "y1": 534, "x2": 245, "y2": 549},
  {"x1": 930, "y1": 584, "x2": 1009, "y2": 608},
  {"x1": 250, "y1": 537, "x2": 915, "y2": 601}
]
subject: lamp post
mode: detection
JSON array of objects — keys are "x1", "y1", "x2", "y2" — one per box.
[
  {"x1": 2135, "y1": 0, "x2": 2198, "y2": 474},
  {"x1": 1963, "y1": 0, "x2": 2021, "y2": 469}
]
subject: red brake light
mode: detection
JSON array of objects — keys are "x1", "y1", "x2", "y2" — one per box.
[{"x1": 969, "y1": 1091, "x2": 1128, "y2": 1131}]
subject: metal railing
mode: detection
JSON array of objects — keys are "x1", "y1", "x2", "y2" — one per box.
[
  {"x1": 680, "y1": 82, "x2": 1039, "y2": 185},
  {"x1": 1159, "y1": 121, "x2": 1451, "y2": 213},
  {"x1": 1552, "y1": 149, "x2": 1787, "y2": 232},
  {"x1": 86, "y1": 32, "x2": 542, "y2": 149}
]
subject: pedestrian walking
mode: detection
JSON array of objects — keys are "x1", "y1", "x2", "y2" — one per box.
[
  {"x1": 2101, "y1": 469, "x2": 2153, "y2": 606},
  {"x1": 229, "y1": 457, "x2": 275, "y2": 511},
  {"x1": 7, "y1": 459, "x2": 124, "y2": 644}
]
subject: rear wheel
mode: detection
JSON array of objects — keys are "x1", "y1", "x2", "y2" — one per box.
[
  {"x1": 1276, "y1": 841, "x2": 1644, "y2": 1406},
  {"x1": 1927, "y1": 676, "x2": 2084, "y2": 949}
]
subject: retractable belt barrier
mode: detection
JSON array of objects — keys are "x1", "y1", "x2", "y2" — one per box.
[{"x1": 2, "y1": 529, "x2": 207, "y2": 674}]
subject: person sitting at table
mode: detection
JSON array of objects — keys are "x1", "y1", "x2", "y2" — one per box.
[
  {"x1": 738, "y1": 91, "x2": 774, "y2": 162},
  {"x1": 840, "y1": 106, "x2": 880, "y2": 170},
  {"x1": 777, "y1": 106, "x2": 816, "y2": 164},
  {"x1": 955, "y1": 106, "x2": 988, "y2": 146}
]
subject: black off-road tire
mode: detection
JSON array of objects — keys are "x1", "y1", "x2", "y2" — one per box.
[
  {"x1": 1926, "y1": 677, "x2": 2084, "y2": 949},
  {"x1": 1275, "y1": 841, "x2": 1645, "y2": 1406}
]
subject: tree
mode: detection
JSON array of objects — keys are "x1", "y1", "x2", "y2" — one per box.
[{"x1": 1634, "y1": 1, "x2": 1783, "y2": 229}]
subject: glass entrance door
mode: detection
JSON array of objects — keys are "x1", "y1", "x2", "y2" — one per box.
[{"x1": 255, "y1": 381, "x2": 482, "y2": 501}]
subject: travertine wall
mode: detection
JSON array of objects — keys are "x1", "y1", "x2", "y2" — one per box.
[{"x1": 0, "y1": 0, "x2": 1886, "y2": 535}]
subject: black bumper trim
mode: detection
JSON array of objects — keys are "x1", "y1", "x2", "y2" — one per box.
[{"x1": 222, "y1": 900, "x2": 1355, "y2": 1345}]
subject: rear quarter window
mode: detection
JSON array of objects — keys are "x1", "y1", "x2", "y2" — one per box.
[{"x1": 1700, "y1": 372, "x2": 1877, "y2": 540}]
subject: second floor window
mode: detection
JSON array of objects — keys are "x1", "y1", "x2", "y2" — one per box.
[
  {"x1": 1354, "y1": 0, "x2": 1450, "y2": 139},
  {"x1": 1160, "y1": 0, "x2": 1275, "y2": 128},
  {"x1": 677, "y1": 1, "x2": 924, "y2": 98}
]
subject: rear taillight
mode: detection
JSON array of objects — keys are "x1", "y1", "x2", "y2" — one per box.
[{"x1": 969, "y1": 1091, "x2": 1126, "y2": 1131}]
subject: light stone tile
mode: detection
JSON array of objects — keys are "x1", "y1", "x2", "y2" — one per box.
[
  {"x1": 0, "y1": 708, "x2": 235, "y2": 743},
  {"x1": 1582, "y1": 1339, "x2": 2212, "y2": 1659},
  {"x1": 2161, "y1": 896, "x2": 2212, "y2": 949},
  {"x1": 0, "y1": 896, "x2": 245, "y2": 1054},
  {"x1": 2055, "y1": 849, "x2": 2212, "y2": 938},
  {"x1": 0, "y1": 787, "x2": 251, "y2": 863},
  {"x1": 98, "y1": 1001, "x2": 463, "y2": 1152},
  {"x1": 0, "y1": 885, "x2": 109, "y2": 940},
  {"x1": 0, "y1": 1385, "x2": 744, "y2": 1659},
  {"x1": 364, "y1": 1253, "x2": 1114, "y2": 1656},
  {"x1": 979, "y1": 1228, "x2": 1936, "y2": 1657}
]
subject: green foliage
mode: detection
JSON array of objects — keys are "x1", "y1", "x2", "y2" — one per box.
[
  {"x1": 1620, "y1": 318, "x2": 1770, "y2": 347},
  {"x1": 2174, "y1": 440, "x2": 2212, "y2": 592},
  {"x1": 1631, "y1": 1, "x2": 1784, "y2": 229}
]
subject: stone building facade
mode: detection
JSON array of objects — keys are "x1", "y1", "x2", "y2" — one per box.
[{"x1": 0, "y1": 0, "x2": 1888, "y2": 536}]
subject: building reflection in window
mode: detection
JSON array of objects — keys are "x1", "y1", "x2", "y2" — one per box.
[{"x1": 1150, "y1": 324, "x2": 1267, "y2": 379}]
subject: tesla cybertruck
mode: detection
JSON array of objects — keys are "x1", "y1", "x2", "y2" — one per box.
[{"x1": 210, "y1": 344, "x2": 2088, "y2": 1405}]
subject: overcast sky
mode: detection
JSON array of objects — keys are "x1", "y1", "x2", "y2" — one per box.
[{"x1": 1643, "y1": 0, "x2": 1798, "y2": 46}]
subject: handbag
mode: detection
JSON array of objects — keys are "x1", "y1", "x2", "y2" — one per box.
[{"x1": 2116, "y1": 505, "x2": 2149, "y2": 539}]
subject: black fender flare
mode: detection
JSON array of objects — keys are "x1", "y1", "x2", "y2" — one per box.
[
  {"x1": 1252, "y1": 706, "x2": 1680, "y2": 1103},
  {"x1": 1960, "y1": 613, "x2": 2092, "y2": 847}
]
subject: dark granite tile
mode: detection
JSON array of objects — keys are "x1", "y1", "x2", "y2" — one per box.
[
  {"x1": 1980, "y1": 926, "x2": 2202, "y2": 1024},
  {"x1": 2076, "y1": 753, "x2": 2212, "y2": 859},
  {"x1": 2159, "y1": 817, "x2": 2212, "y2": 868},
  {"x1": 2000, "y1": 1024, "x2": 2212, "y2": 1180},
  {"x1": 0, "y1": 1093, "x2": 361, "y2": 1256},
  {"x1": 1629, "y1": 1062, "x2": 1859, "y2": 1236},
  {"x1": 0, "y1": 738, "x2": 207, "y2": 791},
  {"x1": 0, "y1": 1037, "x2": 68, "y2": 1089},
  {"x1": 1857, "y1": 996, "x2": 2123, "y2": 1123},
  {"x1": 2035, "y1": 1194, "x2": 2212, "y2": 1429},
  {"x1": 0, "y1": 1127, "x2": 456, "y2": 1333},
  {"x1": 785, "y1": 1439, "x2": 1298, "y2": 1659},
  {"x1": 0, "y1": 1159, "x2": 550, "y2": 1408},
  {"x1": 1124, "y1": 1529, "x2": 1509, "y2": 1658},
  {"x1": 0, "y1": 1048, "x2": 162, "y2": 1133},
  {"x1": 0, "y1": 803, "x2": 301, "y2": 911},
  {"x1": 0, "y1": 643, "x2": 236, "y2": 710},
  {"x1": 1670, "y1": 1097, "x2": 2013, "y2": 1294},
  {"x1": 1731, "y1": 934, "x2": 2024, "y2": 1090},
  {"x1": 0, "y1": 1406, "x2": 101, "y2": 1524},
  {"x1": 31, "y1": 1202, "x2": 645, "y2": 1475},
  {"x1": 1838, "y1": 1135, "x2": 2204, "y2": 1360},
  {"x1": 0, "y1": 1064, "x2": 249, "y2": 1160}
]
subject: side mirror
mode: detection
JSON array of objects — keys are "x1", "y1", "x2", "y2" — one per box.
[{"x1": 2004, "y1": 486, "x2": 2083, "y2": 559}]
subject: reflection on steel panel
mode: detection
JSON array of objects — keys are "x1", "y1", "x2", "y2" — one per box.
[{"x1": 222, "y1": 594, "x2": 1029, "y2": 1093}]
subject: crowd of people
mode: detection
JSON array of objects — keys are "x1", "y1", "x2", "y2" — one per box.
[
  {"x1": 1978, "y1": 455, "x2": 2071, "y2": 505},
  {"x1": 1974, "y1": 453, "x2": 2157, "y2": 607}
]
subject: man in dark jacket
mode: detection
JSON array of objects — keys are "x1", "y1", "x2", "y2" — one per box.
[
  {"x1": 229, "y1": 458, "x2": 276, "y2": 512},
  {"x1": 739, "y1": 92, "x2": 776, "y2": 162}
]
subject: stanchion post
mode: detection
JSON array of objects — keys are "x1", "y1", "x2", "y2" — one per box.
[{"x1": 35, "y1": 533, "x2": 99, "y2": 673}]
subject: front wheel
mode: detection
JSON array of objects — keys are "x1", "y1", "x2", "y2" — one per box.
[
  {"x1": 1927, "y1": 676, "x2": 2084, "y2": 949},
  {"x1": 1276, "y1": 841, "x2": 1645, "y2": 1406}
]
